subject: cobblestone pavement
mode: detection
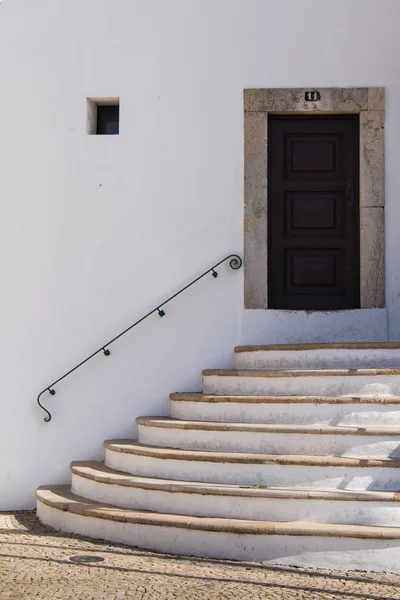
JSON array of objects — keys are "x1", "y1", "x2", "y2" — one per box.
[{"x1": 2, "y1": 512, "x2": 400, "y2": 600}]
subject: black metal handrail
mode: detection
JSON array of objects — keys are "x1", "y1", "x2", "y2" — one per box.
[{"x1": 37, "y1": 254, "x2": 242, "y2": 422}]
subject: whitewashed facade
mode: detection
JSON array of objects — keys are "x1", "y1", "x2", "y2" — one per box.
[{"x1": 2, "y1": 0, "x2": 400, "y2": 511}]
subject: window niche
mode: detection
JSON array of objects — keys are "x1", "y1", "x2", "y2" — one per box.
[{"x1": 87, "y1": 97, "x2": 120, "y2": 135}]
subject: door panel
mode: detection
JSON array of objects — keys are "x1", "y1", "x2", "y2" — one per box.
[
  {"x1": 268, "y1": 115, "x2": 360, "y2": 310},
  {"x1": 289, "y1": 138, "x2": 337, "y2": 174},
  {"x1": 286, "y1": 193, "x2": 341, "y2": 234}
]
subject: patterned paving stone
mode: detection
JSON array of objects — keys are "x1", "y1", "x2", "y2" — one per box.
[{"x1": 1, "y1": 511, "x2": 400, "y2": 599}]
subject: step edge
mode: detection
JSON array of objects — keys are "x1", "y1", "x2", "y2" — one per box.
[
  {"x1": 36, "y1": 487, "x2": 400, "y2": 539},
  {"x1": 70, "y1": 463, "x2": 400, "y2": 503},
  {"x1": 136, "y1": 416, "x2": 400, "y2": 436},
  {"x1": 104, "y1": 440, "x2": 400, "y2": 468},
  {"x1": 169, "y1": 393, "x2": 400, "y2": 404},
  {"x1": 202, "y1": 368, "x2": 400, "y2": 378},
  {"x1": 235, "y1": 343, "x2": 400, "y2": 353}
]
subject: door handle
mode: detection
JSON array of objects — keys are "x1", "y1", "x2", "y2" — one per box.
[{"x1": 346, "y1": 180, "x2": 355, "y2": 216}]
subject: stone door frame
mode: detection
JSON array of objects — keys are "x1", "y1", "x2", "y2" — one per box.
[{"x1": 244, "y1": 87, "x2": 385, "y2": 310}]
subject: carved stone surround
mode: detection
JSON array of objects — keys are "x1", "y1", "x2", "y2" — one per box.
[{"x1": 244, "y1": 87, "x2": 385, "y2": 310}]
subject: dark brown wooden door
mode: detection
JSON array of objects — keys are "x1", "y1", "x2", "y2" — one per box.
[{"x1": 268, "y1": 115, "x2": 360, "y2": 310}]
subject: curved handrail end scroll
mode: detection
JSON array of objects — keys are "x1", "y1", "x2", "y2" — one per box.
[{"x1": 37, "y1": 389, "x2": 54, "y2": 423}]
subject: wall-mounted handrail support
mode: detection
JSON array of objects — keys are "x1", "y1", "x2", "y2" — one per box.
[{"x1": 37, "y1": 254, "x2": 242, "y2": 422}]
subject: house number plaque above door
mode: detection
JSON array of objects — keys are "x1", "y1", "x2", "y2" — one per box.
[{"x1": 305, "y1": 91, "x2": 321, "y2": 102}]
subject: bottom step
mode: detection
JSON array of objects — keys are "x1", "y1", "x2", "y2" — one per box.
[{"x1": 37, "y1": 486, "x2": 400, "y2": 574}]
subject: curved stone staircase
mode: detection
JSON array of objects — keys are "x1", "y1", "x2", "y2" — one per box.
[{"x1": 37, "y1": 343, "x2": 400, "y2": 573}]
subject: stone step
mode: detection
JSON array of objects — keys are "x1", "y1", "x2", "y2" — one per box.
[
  {"x1": 104, "y1": 440, "x2": 400, "y2": 490},
  {"x1": 170, "y1": 393, "x2": 400, "y2": 425},
  {"x1": 36, "y1": 486, "x2": 400, "y2": 573},
  {"x1": 71, "y1": 461, "x2": 400, "y2": 527},
  {"x1": 235, "y1": 342, "x2": 400, "y2": 370},
  {"x1": 136, "y1": 416, "x2": 400, "y2": 458},
  {"x1": 202, "y1": 368, "x2": 400, "y2": 397}
]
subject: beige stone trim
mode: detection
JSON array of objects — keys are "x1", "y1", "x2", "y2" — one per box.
[
  {"x1": 244, "y1": 87, "x2": 385, "y2": 309},
  {"x1": 235, "y1": 342, "x2": 400, "y2": 352},
  {"x1": 202, "y1": 368, "x2": 400, "y2": 377},
  {"x1": 170, "y1": 393, "x2": 400, "y2": 405},
  {"x1": 137, "y1": 416, "x2": 400, "y2": 436}
]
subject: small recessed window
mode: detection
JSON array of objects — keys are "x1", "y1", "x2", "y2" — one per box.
[
  {"x1": 97, "y1": 105, "x2": 119, "y2": 135},
  {"x1": 87, "y1": 98, "x2": 120, "y2": 135}
]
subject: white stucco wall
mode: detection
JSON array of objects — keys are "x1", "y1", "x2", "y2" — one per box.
[{"x1": 1, "y1": 0, "x2": 400, "y2": 509}]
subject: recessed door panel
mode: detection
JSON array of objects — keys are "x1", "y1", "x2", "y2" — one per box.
[
  {"x1": 269, "y1": 115, "x2": 360, "y2": 310},
  {"x1": 286, "y1": 193, "x2": 341, "y2": 235},
  {"x1": 291, "y1": 139, "x2": 336, "y2": 172},
  {"x1": 286, "y1": 135, "x2": 342, "y2": 180},
  {"x1": 286, "y1": 249, "x2": 344, "y2": 293}
]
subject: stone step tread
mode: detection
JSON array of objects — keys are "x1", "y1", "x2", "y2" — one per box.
[
  {"x1": 235, "y1": 342, "x2": 400, "y2": 353},
  {"x1": 71, "y1": 461, "x2": 400, "y2": 502},
  {"x1": 202, "y1": 368, "x2": 400, "y2": 378},
  {"x1": 104, "y1": 440, "x2": 400, "y2": 467},
  {"x1": 36, "y1": 486, "x2": 400, "y2": 539},
  {"x1": 170, "y1": 393, "x2": 400, "y2": 404},
  {"x1": 137, "y1": 416, "x2": 400, "y2": 436}
]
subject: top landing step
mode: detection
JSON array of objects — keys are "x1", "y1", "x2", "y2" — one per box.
[{"x1": 235, "y1": 342, "x2": 400, "y2": 353}]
